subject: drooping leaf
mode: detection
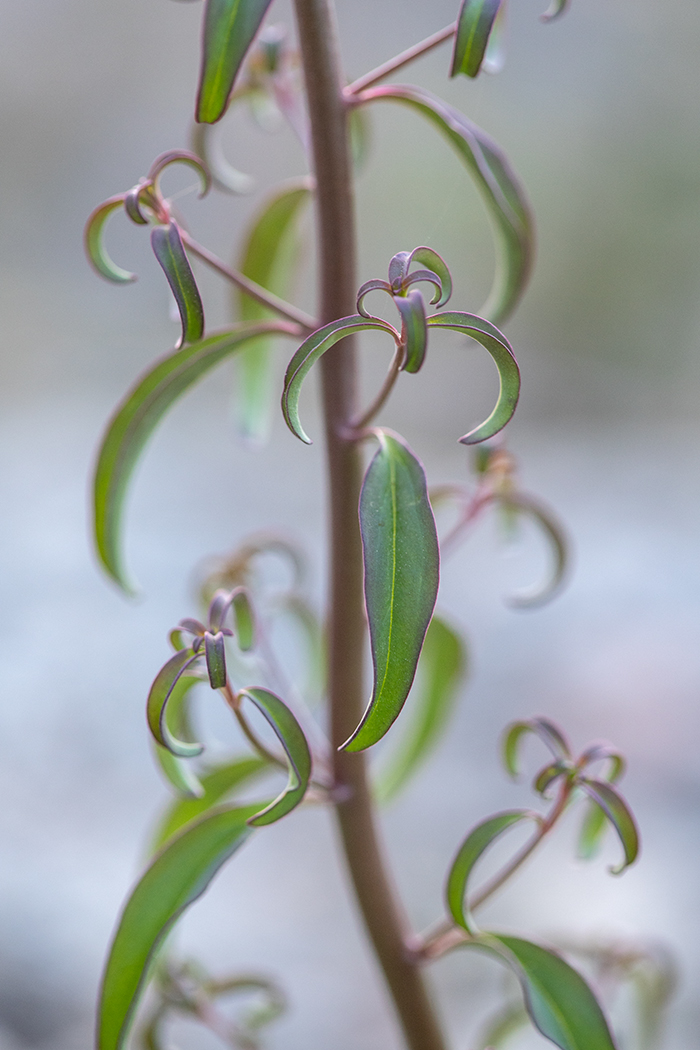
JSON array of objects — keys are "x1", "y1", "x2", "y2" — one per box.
[
  {"x1": 533, "y1": 761, "x2": 569, "y2": 797},
  {"x1": 485, "y1": 935, "x2": 618, "y2": 1050},
  {"x1": 191, "y1": 120, "x2": 256, "y2": 194},
  {"x1": 85, "y1": 196, "x2": 136, "y2": 284},
  {"x1": 150, "y1": 222, "x2": 205, "y2": 349},
  {"x1": 343, "y1": 431, "x2": 439, "y2": 752},
  {"x1": 94, "y1": 321, "x2": 294, "y2": 592},
  {"x1": 147, "y1": 149, "x2": 212, "y2": 200},
  {"x1": 151, "y1": 757, "x2": 268, "y2": 850},
  {"x1": 577, "y1": 800, "x2": 608, "y2": 861},
  {"x1": 359, "y1": 85, "x2": 532, "y2": 323},
  {"x1": 500, "y1": 493, "x2": 568, "y2": 608},
  {"x1": 376, "y1": 616, "x2": 466, "y2": 802},
  {"x1": 446, "y1": 811, "x2": 535, "y2": 932},
  {"x1": 238, "y1": 688, "x2": 311, "y2": 825},
  {"x1": 426, "y1": 312, "x2": 520, "y2": 443},
  {"x1": 97, "y1": 804, "x2": 259, "y2": 1050},
  {"x1": 147, "y1": 650, "x2": 204, "y2": 758},
  {"x1": 152, "y1": 673, "x2": 205, "y2": 798},
  {"x1": 451, "y1": 0, "x2": 504, "y2": 79},
  {"x1": 235, "y1": 179, "x2": 312, "y2": 441},
  {"x1": 196, "y1": 0, "x2": 275, "y2": 124},
  {"x1": 578, "y1": 778, "x2": 639, "y2": 873},
  {"x1": 204, "y1": 630, "x2": 227, "y2": 688},
  {"x1": 502, "y1": 717, "x2": 572, "y2": 778},
  {"x1": 541, "y1": 0, "x2": 570, "y2": 22},
  {"x1": 282, "y1": 316, "x2": 399, "y2": 444},
  {"x1": 394, "y1": 288, "x2": 428, "y2": 373},
  {"x1": 232, "y1": 589, "x2": 255, "y2": 650}
]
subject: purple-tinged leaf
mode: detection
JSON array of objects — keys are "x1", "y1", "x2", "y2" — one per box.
[
  {"x1": 232, "y1": 589, "x2": 255, "y2": 650},
  {"x1": 84, "y1": 196, "x2": 135, "y2": 284},
  {"x1": 578, "y1": 778, "x2": 639, "y2": 873},
  {"x1": 147, "y1": 649, "x2": 204, "y2": 758},
  {"x1": 426, "y1": 311, "x2": 520, "y2": 443},
  {"x1": 191, "y1": 120, "x2": 256, "y2": 195},
  {"x1": 387, "y1": 247, "x2": 452, "y2": 307},
  {"x1": 358, "y1": 85, "x2": 532, "y2": 323},
  {"x1": 151, "y1": 222, "x2": 205, "y2": 349},
  {"x1": 238, "y1": 688, "x2": 311, "y2": 825},
  {"x1": 503, "y1": 718, "x2": 572, "y2": 778},
  {"x1": 446, "y1": 811, "x2": 535, "y2": 932},
  {"x1": 399, "y1": 268, "x2": 443, "y2": 305},
  {"x1": 207, "y1": 591, "x2": 233, "y2": 632},
  {"x1": 97, "y1": 804, "x2": 259, "y2": 1050},
  {"x1": 196, "y1": 0, "x2": 275, "y2": 124},
  {"x1": 394, "y1": 288, "x2": 428, "y2": 373},
  {"x1": 147, "y1": 149, "x2": 211, "y2": 199},
  {"x1": 282, "y1": 316, "x2": 399, "y2": 444},
  {"x1": 124, "y1": 182, "x2": 151, "y2": 225},
  {"x1": 152, "y1": 673, "x2": 204, "y2": 798},
  {"x1": 407, "y1": 248, "x2": 452, "y2": 307},
  {"x1": 388, "y1": 251, "x2": 411, "y2": 285},
  {"x1": 357, "y1": 278, "x2": 392, "y2": 318},
  {"x1": 343, "y1": 431, "x2": 439, "y2": 752},
  {"x1": 451, "y1": 0, "x2": 504, "y2": 79},
  {"x1": 541, "y1": 0, "x2": 570, "y2": 22},
  {"x1": 577, "y1": 744, "x2": 625, "y2": 783},
  {"x1": 204, "y1": 631, "x2": 227, "y2": 688},
  {"x1": 94, "y1": 321, "x2": 295, "y2": 592},
  {"x1": 533, "y1": 760, "x2": 568, "y2": 797}
]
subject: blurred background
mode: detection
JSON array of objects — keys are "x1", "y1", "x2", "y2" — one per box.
[{"x1": 1, "y1": 0, "x2": 699, "y2": 1047}]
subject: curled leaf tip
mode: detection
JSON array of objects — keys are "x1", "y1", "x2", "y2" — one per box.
[
  {"x1": 148, "y1": 149, "x2": 212, "y2": 199},
  {"x1": 238, "y1": 688, "x2": 311, "y2": 825},
  {"x1": 85, "y1": 195, "x2": 137, "y2": 284}
]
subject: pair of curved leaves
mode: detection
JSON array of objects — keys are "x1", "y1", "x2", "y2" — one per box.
[
  {"x1": 94, "y1": 321, "x2": 297, "y2": 592},
  {"x1": 196, "y1": 0, "x2": 274, "y2": 124},
  {"x1": 358, "y1": 84, "x2": 533, "y2": 324},
  {"x1": 343, "y1": 431, "x2": 439, "y2": 752}
]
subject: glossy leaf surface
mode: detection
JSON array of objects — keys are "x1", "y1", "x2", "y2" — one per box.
[
  {"x1": 394, "y1": 288, "x2": 428, "y2": 373},
  {"x1": 579, "y1": 778, "x2": 639, "y2": 873},
  {"x1": 236, "y1": 180, "x2": 311, "y2": 441},
  {"x1": 451, "y1": 0, "x2": 504, "y2": 78},
  {"x1": 97, "y1": 804, "x2": 258, "y2": 1050},
  {"x1": 376, "y1": 616, "x2": 466, "y2": 802},
  {"x1": 361, "y1": 85, "x2": 532, "y2": 323},
  {"x1": 151, "y1": 222, "x2": 204, "y2": 349},
  {"x1": 344, "y1": 432, "x2": 439, "y2": 752},
  {"x1": 196, "y1": 0, "x2": 275, "y2": 123},
  {"x1": 151, "y1": 757, "x2": 267, "y2": 850},
  {"x1": 94, "y1": 322, "x2": 291, "y2": 591},
  {"x1": 447, "y1": 811, "x2": 534, "y2": 932},
  {"x1": 503, "y1": 717, "x2": 571, "y2": 777},
  {"x1": 427, "y1": 312, "x2": 520, "y2": 443},
  {"x1": 282, "y1": 315, "x2": 398, "y2": 444},
  {"x1": 487, "y1": 935, "x2": 617, "y2": 1050},
  {"x1": 239, "y1": 688, "x2": 311, "y2": 825},
  {"x1": 147, "y1": 650, "x2": 204, "y2": 758},
  {"x1": 85, "y1": 196, "x2": 135, "y2": 283}
]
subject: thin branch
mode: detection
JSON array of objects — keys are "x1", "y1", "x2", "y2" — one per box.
[
  {"x1": 221, "y1": 681, "x2": 287, "y2": 770},
  {"x1": 344, "y1": 22, "x2": 456, "y2": 98},
  {"x1": 349, "y1": 344, "x2": 403, "y2": 432},
  {"x1": 181, "y1": 231, "x2": 318, "y2": 333}
]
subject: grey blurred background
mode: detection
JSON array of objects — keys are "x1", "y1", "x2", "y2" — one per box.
[{"x1": 1, "y1": 1, "x2": 699, "y2": 1048}]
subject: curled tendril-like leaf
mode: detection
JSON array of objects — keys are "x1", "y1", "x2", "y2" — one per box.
[
  {"x1": 577, "y1": 743, "x2": 626, "y2": 783},
  {"x1": 503, "y1": 717, "x2": 572, "y2": 778},
  {"x1": 150, "y1": 222, "x2": 205, "y2": 348},
  {"x1": 238, "y1": 687, "x2": 311, "y2": 825},
  {"x1": 533, "y1": 760, "x2": 569, "y2": 797},
  {"x1": 124, "y1": 182, "x2": 152, "y2": 225},
  {"x1": 499, "y1": 493, "x2": 568, "y2": 608},
  {"x1": 388, "y1": 246, "x2": 452, "y2": 307},
  {"x1": 578, "y1": 778, "x2": 639, "y2": 874},
  {"x1": 147, "y1": 649, "x2": 205, "y2": 758},
  {"x1": 191, "y1": 119, "x2": 256, "y2": 195},
  {"x1": 84, "y1": 195, "x2": 136, "y2": 284},
  {"x1": 394, "y1": 288, "x2": 428, "y2": 373},
  {"x1": 357, "y1": 279, "x2": 392, "y2": 318},
  {"x1": 147, "y1": 149, "x2": 212, "y2": 199},
  {"x1": 399, "y1": 268, "x2": 443, "y2": 305},
  {"x1": 541, "y1": 0, "x2": 570, "y2": 22}
]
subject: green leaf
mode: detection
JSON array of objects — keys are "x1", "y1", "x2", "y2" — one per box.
[
  {"x1": 94, "y1": 321, "x2": 293, "y2": 592},
  {"x1": 408, "y1": 247, "x2": 452, "y2": 307},
  {"x1": 360, "y1": 85, "x2": 532, "y2": 324},
  {"x1": 577, "y1": 800, "x2": 608, "y2": 861},
  {"x1": 426, "y1": 312, "x2": 520, "y2": 443},
  {"x1": 394, "y1": 288, "x2": 427, "y2": 373},
  {"x1": 152, "y1": 673, "x2": 205, "y2": 798},
  {"x1": 282, "y1": 316, "x2": 398, "y2": 444},
  {"x1": 235, "y1": 179, "x2": 312, "y2": 442},
  {"x1": 376, "y1": 615, "x2": 466, "y2": 802},
  {"x1": 238, "y1": 688, "x2": 312, "y2": 825},
  {"x1": 502, "y1": 717, "x2": 571, "y2": 777},
  {"x1": 85, "y1": 195, "x2": 135, "y2": 284},
  {"x1": 578, "y1": 778, "x2": 639, "y2": 873},
  {"x1": 232, "y1": 589, "x2": 255, "y2": 650},
  {"x1": 97, "y1": 804, "x2": 259, "y2": 1050},
  {"x1": 446, "y1": 811, "x2": 534, "y2": 932},
  {"x1": 204, "y1": 630, "x2": 227, "y2": 688},
  {"x1": 451, "y1": 0, "x2": 504, "y2": 79},
  {"x1": 147, "y1": 650, "x2": 204, "y2": 758},
  {"x1": 343, "y1": 431, "x2": 439, "y2": 752},
  {"x1": 150, "y1": 222, "x2": 205, "y2": 349},
  {"x1": 486, "y1": 935, "x2": 618, "y2": 1050},
  {"x1": 151, "y1": 756, "x2": 268, "y2": 850},
  {"x1": 196, "y1": 0, "x2": 275, "y2": 124}
]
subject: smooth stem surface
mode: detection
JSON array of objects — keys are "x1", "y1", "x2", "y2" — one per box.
[
  {"x1": 345, "y1": 22, "x2": 456, "y2": 96},
  {"x1": 293, "y1": 4, "x2": 448, "y2": 1050}
]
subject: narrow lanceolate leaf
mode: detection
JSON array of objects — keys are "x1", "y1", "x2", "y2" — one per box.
[
  {"x1": 394, "y1": 288, "x2": 428, "y2": 373},
  {"x1": 282, "y1": 316, "x2": 398, "y2": 444},
  {"x1": 238, "y1": 688, "x2": 311, "y2": 825},
  {"x1": 232, "y1": 589, "x2": 255, "y2": 650},
  {"x1": 147, "y1": 650, "x2": 204, "y2": 758},
  {"x1": 578, "y1": 778, "x2": 639, "y2": 873},
  {"x1": 486, "y1": 935, "x2": 618, "y2": 1050},
  {"x1": 236, "y1": 180, "x2": 312, "y2": 441},
  {"x1": 343, "y1": 432, "x2": 439, "y2": 752},
  {"x1": 451, "y1": 0, "x2": 504, "y2": 79},
  {"x1": 446, "y1": 811, "x2": 535, "y2": 932},
  {"x1": 360, "y1": 85, "x2": 532, "y2": 324},
  {"x1": 204, "y1": 631, "x2": 227, "y2": 688},
  {"x1": 85, "y1": 196, "x2": 135, "y2": 284},
  {"x1": 152, "y1": 673, "x2": 204, "y2": 797},
  {"x1": 94, "y1": 321, "x2": 294, "y2": 591},
  {"x1": 151, "y1": 757, "x2": 268, "y2": 850},
  {"x1": 577, "y1": 800, "x2": 608, "y2": 861},
  {"x1": 427, "y1": 312, "x2": 520, "y2": 443},
  {"x1": 97, "y1": 804, "x2": 259, "y2": 1050},
  {"x1": 150, "y1": 222, "x2": 204, "y2": 349},
  {"x1": 503, "y1": 717, "x2": 572, "y2": 777},
  {"x1": 196, "y1": 0, "x2": 275, "y2": 124},
  {"x1": 376, "y1": 616, "x2": 466, "y2": 802}
]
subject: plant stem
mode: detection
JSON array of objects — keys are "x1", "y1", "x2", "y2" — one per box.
[
  {"x1": 293, "y1": 4, "x2": 448, "y2": 1049},
  {"x1": 345, "y1": 22, "x2": 456, "y2": 98}
]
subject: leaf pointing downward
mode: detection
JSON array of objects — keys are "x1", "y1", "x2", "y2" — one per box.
[
  {"x1": 196, "y1": 0, "x2": 275, "y2": 124},
  {"x1": 150, "y1": 222, "x2": 204, "y2": 349},
  {"x1": 451, "y1": 0, "x2": 504, "y2": 79},
  {"x1": 238, "y1": 688, "x2": 311, "y2": 825},
  {"x1": 343, "y1": 431, "x2": 439, "y2": 752}
]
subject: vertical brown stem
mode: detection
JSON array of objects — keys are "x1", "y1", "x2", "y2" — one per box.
[{"x1": 292, "y1": 3, "x2": 448, "y2": 1049}]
